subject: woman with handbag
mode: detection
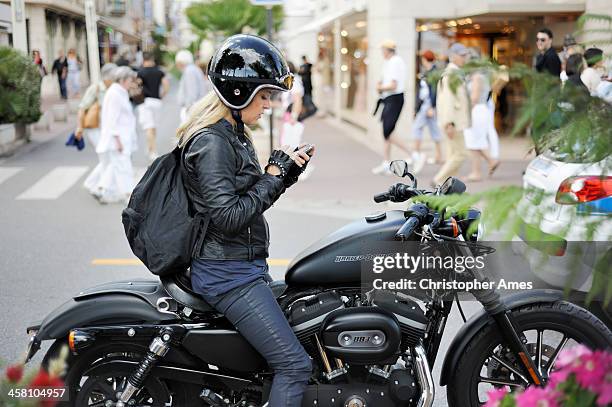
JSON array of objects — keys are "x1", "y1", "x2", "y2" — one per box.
[
  {"x1": 176, "y1": 35, "x2": 314, "y2": 407},
  {"x1": 93, "y1": 66, "x2": 138, "y2": 203},
  {"x1": 79, "y1": 63, "x2": 118, "y2": 196}
]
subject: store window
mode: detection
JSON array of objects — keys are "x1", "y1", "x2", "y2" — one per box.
[{"x1": 416, "y1": 14, "x2": 580, "y2": 134}]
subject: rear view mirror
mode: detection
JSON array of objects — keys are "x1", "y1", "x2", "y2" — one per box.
[{"x1": 389, "y1": 160, "x2": 417, "y2": 188}]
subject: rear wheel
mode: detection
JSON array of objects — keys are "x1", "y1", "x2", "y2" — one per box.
[
  {"x1": 447, "y1": 301, "x2": 612, "y2": 407},
  {"x1": 41, "y1": 340, "x2": 199, "y2": 406}
]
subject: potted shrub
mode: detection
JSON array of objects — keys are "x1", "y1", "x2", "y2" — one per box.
[{"x1": 0, "y1": 46, "x2": 42, "y2": 149}]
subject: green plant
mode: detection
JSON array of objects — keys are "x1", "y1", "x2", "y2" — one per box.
[
  {"x1": 186, "y1": 0, "x2": 283, "y2": 39},
  {"x1": 0, "y1": 47, "x2": 42, "y2": 125}
]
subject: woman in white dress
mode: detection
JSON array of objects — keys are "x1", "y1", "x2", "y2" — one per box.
[
  {"x1": 94, "y1": 66, "x2": 138, "y2": 203},
  {"x1": 79, "y1": 63, "x2": 117, "y2": 196},
  {"x1": 464, "y1": 67, "x2": 500, "y2": 182}
]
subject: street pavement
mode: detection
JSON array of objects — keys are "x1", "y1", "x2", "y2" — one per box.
[{"x1": 0, "y1": 84, "x2": 532, "y2": 406}]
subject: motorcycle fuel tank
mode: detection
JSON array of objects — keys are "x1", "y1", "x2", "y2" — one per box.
[{"x1": 285, "y1": 211, "x2": 406, "y2": 287}]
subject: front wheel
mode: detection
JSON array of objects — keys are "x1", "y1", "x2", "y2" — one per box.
[{"x1": 447, "y1": 301, "x2": 612, "y2": 407}]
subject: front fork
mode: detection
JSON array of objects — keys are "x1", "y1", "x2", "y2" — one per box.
[{"x1": 491, "y1": 311, "x2": 544, "y2": 385}]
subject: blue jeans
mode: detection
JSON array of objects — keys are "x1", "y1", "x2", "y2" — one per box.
[{"x1": 198, "y1": 278, "x2": 312, "y2": 407}]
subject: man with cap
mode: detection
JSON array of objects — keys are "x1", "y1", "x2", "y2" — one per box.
[
  {"x1": 432, "y1": 42, "x2": 471, "y2": 186},
  {"x1": 372, "y1": 39, "x2": 412, "y2": 175},
  {"x1": 412, "y1": 49, "x2": 442, "y2": 174}
]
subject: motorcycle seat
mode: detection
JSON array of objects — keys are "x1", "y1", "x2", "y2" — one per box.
[
  {"x1": 160, "y1": 270, "x2": 215, "y2": 313},
  {"x1": 161, "y1": 271, "x2": 288, "y2": 314}
]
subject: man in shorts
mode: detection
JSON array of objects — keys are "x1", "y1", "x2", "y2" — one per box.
[
  {"x1": 372, "y1": 40, "x2": 412, "y2": 175},
  {"x1": 137, "y1": 52, "x2": 170, "y2": 161}
]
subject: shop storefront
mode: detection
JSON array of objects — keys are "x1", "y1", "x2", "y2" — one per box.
[
  {"x1": 416, "y1": 13, "x2": 581, "y2": 133},
  {"x1": 316, "y1": 11, "x2": 368, "y2": 128}
]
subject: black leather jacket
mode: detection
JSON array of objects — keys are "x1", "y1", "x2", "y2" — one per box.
[{"x1": 183, "y1": 120, "x2": 285, "y2": 260}]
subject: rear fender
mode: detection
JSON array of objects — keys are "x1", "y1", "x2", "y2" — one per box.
[{"x1": 439, "y1": 289, "x2": 564, "y2": 386}]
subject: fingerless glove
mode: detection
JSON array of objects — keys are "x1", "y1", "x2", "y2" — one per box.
[{"x1": 266, "y1": 149, "x2": 294, "y2": 178}]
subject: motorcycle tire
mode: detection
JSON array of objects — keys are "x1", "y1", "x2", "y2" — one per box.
[
  {"x1": 41, "y1": 339, "x2": 203, "y2": 407},
  {"x1": 447, "y1": 301, "x2": 612, "y2": 407}
]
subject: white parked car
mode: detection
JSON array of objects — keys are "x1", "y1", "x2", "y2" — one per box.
[{"x1": 513, "y1": 149, "x2": 611, "y2": 325}]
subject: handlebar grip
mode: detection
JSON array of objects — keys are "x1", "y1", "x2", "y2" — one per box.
[
  {"x1": 374, "y1": 193, "x2": 390, "y2": 203},
  {"x1": 395, "y1": 216, "x2": 420, "y2": 241}
]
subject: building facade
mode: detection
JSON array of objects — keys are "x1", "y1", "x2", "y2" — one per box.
[
  {"x1": 1, "y1": 0, "x2": 152, "y2": 98},
  {"x1": 281, "y1": 0, "x2": 609, "y2": 141}
]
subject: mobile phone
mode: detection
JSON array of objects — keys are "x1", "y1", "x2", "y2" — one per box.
[{"x1": 295, "y1": 144, "x2": 314, "y2": 155}]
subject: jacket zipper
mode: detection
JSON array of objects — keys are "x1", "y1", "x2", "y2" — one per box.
[{"x1": 247, "y1": 226, "x2": 253, "y2": 261}]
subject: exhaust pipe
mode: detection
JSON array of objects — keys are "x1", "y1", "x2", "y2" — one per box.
[{"x1": 414, "y1": 344, "x2": 435, "y2": 407}]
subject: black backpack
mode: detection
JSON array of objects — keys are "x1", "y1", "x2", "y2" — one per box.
[{"x1": 122, "y1": 138, "x2": 208, "y2": 276}]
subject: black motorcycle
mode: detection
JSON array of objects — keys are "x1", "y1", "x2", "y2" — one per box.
[{"x1": 24, "y1": 162, "x2": 612, "y2": 407}]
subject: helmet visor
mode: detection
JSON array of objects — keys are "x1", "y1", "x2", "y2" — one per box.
[{"x1": 279, "y1": 73, "x2": 294, "y2": 91}]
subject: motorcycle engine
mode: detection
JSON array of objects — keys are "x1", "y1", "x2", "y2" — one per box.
[
  {"x1": 370, "y1": 290, "x2": 428, "y2": 347},
  {"x1": 288, "y1": 291, "x2": 345, "y2": 342}
]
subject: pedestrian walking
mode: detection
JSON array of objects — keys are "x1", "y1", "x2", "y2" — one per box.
[
  {"x1": 299, "y1": 55, "x2": 313, "y2": 99},
  {"x1": 77, "y1": 63, "x2": 118, "y2": 196},
  {"x1": 412, "y1": 50, "x2": 442, "y2": 174},
  {"x1": 564, "y1": 54, "x2": 589, "y2": 94},
  {"x1": 176, "y1": 50, "x2": 209, "y2": 123},
  {"x1": 137, "y1": 52, "x2": 170, "y2": 160},
  {"x1": 66, "y1": 49, "x2": 81, "y2": 98},
  {"x1": 32, "y1": 50, "x2": 47, "y2": 79},
  {"x1": 432, "y1": 43, "x2": 471, "y2": 186},
  {"x1": 535, "y1": 28, "x2": 561, "y2": 78},
  {"x1": 372, "y1": 40, "x2": 412, "y2": 175},
  {"x1": 581, "y1": 48, "x2": 605, "y2": 95},
  {"x1": 51, "y1": 50, "x2": 68, "y2": 100},
  {"x1": 94, "y1": 66, "x2": 138, "y2": 204},
  {"x1": 281, "y1": 62, "x2": 314, "y2": 180},
  {"x1": 463, "y1": 49, "x2": 500, "y2": 182}
]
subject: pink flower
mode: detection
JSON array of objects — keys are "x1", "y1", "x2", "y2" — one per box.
[
  {"x1": 548, "y1": 369, "x2": 570, "y2": 388},
  {"x1": 594, "y1": 371, "x2": 612, "y2": 406},
  {"x1": 554, "y1": 345, "x2": 591, "y2": 370},
  {"x1": 485, "y1": 387, "x2": 510, "y2": 407},
  {"x1": 516, "y1": 386, "x2": 560, "y2": 407},
  {"x1": 574, "y1": 351, "x2": 607, "y2": 391}
]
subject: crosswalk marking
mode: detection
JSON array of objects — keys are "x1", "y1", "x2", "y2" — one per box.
[
  {"x1": 0, "y1": 167, "x2": 23, "y2": 186},
  {"x1": 16, "y1": 166, "x2": 89, "y2": 200}
]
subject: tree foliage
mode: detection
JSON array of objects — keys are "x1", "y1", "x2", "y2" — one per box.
[
  {"x1": 0, "y1": 47, "x2": 42, "y2": 125},
  {"x1": 186, "y1": 0, "x2": 283, "y2": 38}
]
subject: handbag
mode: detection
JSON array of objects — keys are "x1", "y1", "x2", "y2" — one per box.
[{"x1": 82, "y1": 101, "x2": 100, "y2": 129}]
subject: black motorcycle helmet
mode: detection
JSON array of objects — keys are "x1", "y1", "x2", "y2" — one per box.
[{"x1": 208, "y1": 34, "x2": 294, "y2": 110}]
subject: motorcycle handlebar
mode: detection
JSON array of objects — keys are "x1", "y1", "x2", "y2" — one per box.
[{"x1": 373, "y1": 193, "x2": 390, "y2": 203}]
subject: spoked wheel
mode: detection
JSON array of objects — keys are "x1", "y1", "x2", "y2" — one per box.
[
  {"x1": 75, "y1": 365, "x2": 170, "y2": 407},
  {"x1": 447, "y1": 301, "x2": 612, "y2": 407},
  {"x1": 42, "y1": 341, "x2": 189, "y2": 406}
]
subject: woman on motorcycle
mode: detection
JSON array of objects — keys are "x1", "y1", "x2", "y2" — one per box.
[{"x1": 175, "y1": 35, "x2": 314, "y2": 407}]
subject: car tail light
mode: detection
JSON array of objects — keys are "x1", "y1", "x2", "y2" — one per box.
[{"x1": 555, "y1": 176, "x2": 612, "y2": 204}]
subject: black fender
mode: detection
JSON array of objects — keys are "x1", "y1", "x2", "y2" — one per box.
[
  {"x1": 439, "y1": 289, "x2": 564, "y2": 386},
  {"x1": 26, "y1": 280, "x2": 176, "y2": 362}
]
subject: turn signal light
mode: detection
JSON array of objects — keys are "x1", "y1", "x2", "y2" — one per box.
[
  {"x1": 555, "y1": 176, "x2": 612, "y2": 204},
  {"x1": 68, "y1": 329, "x2": 94, "y2": 353}
]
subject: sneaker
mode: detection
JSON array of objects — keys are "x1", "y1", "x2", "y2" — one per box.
[
  {"x1": 371, "y1": 161, "x2": 391, "y2": 175},
  {"x1": 412, "y1": 152, "x2": 426, "y2": 175}
]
